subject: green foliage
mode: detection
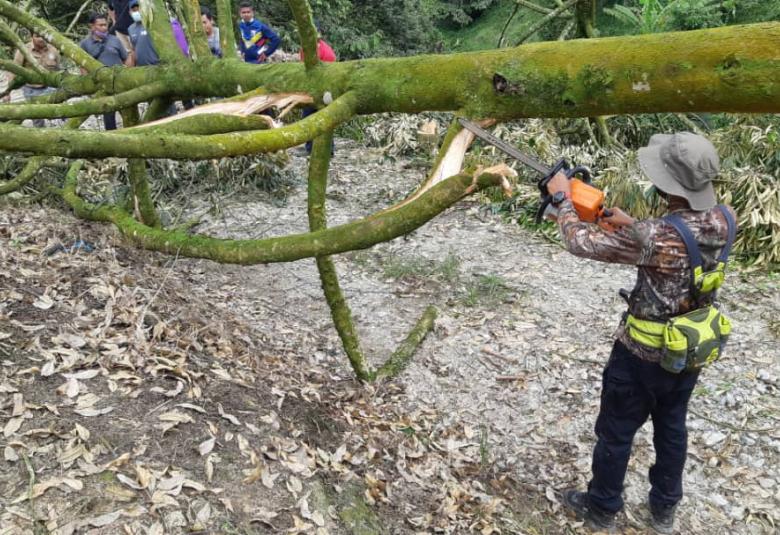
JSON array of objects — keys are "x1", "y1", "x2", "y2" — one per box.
[
  {"x1": 382, "y1": 250, "x2": 462, "y2": 283},
  {"x1": 458, "y1": 274, "x2": 512, "y2": 307},
  {"x1": 436, "y1": 0, "x2": 500, "y2": 28},
  {"x1": 603, "y1": 0, "x2": 722, "y2": 33}
]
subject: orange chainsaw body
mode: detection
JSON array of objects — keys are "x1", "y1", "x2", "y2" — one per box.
[{"x1": 571, "y1": 179, "x2": 606, "y2": 223}]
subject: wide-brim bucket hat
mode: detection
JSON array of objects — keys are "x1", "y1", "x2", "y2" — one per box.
[{"x1": 638, "y1": 132, "x2": 719, "y2": 210}]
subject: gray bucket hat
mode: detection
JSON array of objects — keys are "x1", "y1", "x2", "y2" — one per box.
[{"x1": 638, "y1": 132, "x2": 719, "y2": 210}]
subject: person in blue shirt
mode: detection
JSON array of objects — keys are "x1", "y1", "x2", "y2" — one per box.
[{"x1": 237, "y1": 1, "x2": 280, "y2": 64}]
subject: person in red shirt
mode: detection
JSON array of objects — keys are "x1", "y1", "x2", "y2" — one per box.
[
  {"x1": 300, "y1": 26, "x2": 336, "y2": 154},
  {"x1": 300, "y1": 37, "x2": 336, "y2": 63}
]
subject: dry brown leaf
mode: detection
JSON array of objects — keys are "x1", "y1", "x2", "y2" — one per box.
[
  {"x1": 74, "y1": 423, "x2": 90, "y2": 441},
  {"x1": 40, "y1": 360, "x2": 56, "y2": 377},
  {"x1": 12, "y1": 477, "x2": 83, "y2": 503},
  {"x1": 250, "y1": 507, "x2": 279, "y2": 526},
  {"x1": 64, "y1": 369, "x2": 100, "y2": 381},
  {"x1": 205, "y1": 454, "x2": 216, "y2": 483},
  {"x1": 182, "y1": 479, "x2": 206, "y2": 492},
  {"x1": 11, "y1": 394, "x2": 24, "y2": 417},
  {"x1": 243, "y1": 464, "x2": 263, "y2": 484},
  {"x1": 103, "y1": 452, "x2": 131, "y2": 470},
  {"x1": 87, "y1": 510, "x2": 123, "y2": 527},
  {"x1": 73, "y1": 406, "x2": 114, "y2": 417},
  {"x1": 198, "y1": 437, "x2": 216, "y2": 456},
  {"x1": 286, "y1": 475, "x2": 303, "y2": 495},
  {"x1": 156, "y1": 475, "x2": 185, "y2": 493},
  {"x1": 3, "y1": 417, "x2": 23, "y2": 438},
  {"x1": 217, "y1": 403, "x2": 240, "y2": 426},
  {"x1": 195, "y1": 502, "x2": 211, "y2": 525},
  {"x1": 33, "y1": 294, "x2": 54, "y2": 310},
  {"x1": 57, "y1": 444, "x2": 87, "y2": 465},
  {"x1": 4, "y1": 446, "x2": 18, "y2": 462},
  {"x1": 136, "y1": 465, "x2": 153, "y2": 489},
  {"x1": 117, "y1": 473, "x2": 145, "y2": 490},
  {"x1": 150, "y1": 491, "x2": 179, "y2": 509},
  {"x1": 261, "y1": 467, "x2": 279, "y2": 489},
  {"x1": 177, "y1": 403, "x2": 206, "y2": 414},
  {"x1": 57, "y1": 378, "x2": 80, "y2": 398},
  {"x1": 158, "y1": 411, "x2": 193, "y2": 424}
]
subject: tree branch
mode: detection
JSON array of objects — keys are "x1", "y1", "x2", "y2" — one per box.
[
  {"x1": 0, "y1": 91, "x2": 359, "y2": 159},
  {"x1": 121, "y1": 106, "x2": 162, "y2": 228},
  {"x1": 515, "y1": 0, "x2": 579, "y2": 45},
  {"x1": 374, "y1": 306, "x2": 438, "y2": 380},
  {"x1": 0, "y1": 0, "x2": 102, "y2": 72},
  {"x1": 497, "y1": 2, "x2": 521, "y2": 48},
  {"x1": 0, "y1": 19, "x2": 46, "y2": 76},
  {"x1": 61, "y1": 167, "x2": 512, "y2": 265},
  {"x1": 306, "y1": 129, "x2": 373, "y2": 381},
  {"x1": 0, "y1": 81, "x2": 168, "y2": 120},
  {"x1": 143, "y1": 0, "x2": 188, "y2": 64},
  {"x1": 0, "y1": 59, "x2": 47, "y2": 87},
  {"x1": 65, "y1": 0, "x2": 92, "y2": 35},
  {"x1": 516, "y1": 0, "x2": 554, "y2": 15},
  {"x1": 0, "y1": 116, "x2": 87, "y2": 196},
  {"x1": 287, "y1": 0, "x2": 319, "y2": 70},
  {"x1": 181, "y1": 0, "x2": 212, "y2": 61},
  {"x1": 215, "y1": 0, "x2": 236, "y2": 60}
]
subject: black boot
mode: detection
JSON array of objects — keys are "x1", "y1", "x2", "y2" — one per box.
[
  {"x1": 561, "y1": 489, "x2": 616, "y2": 532},
  {"x1": 649, "y1": 501, "x2": 676, "y2": 534}
]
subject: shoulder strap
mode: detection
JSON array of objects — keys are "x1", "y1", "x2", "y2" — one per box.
[
  {"x1": 664, "y1": 213, "x2": 703, "y2": 272},
  {"x1": 716, "y1": 204, "x2": 737, "y2": 264}
]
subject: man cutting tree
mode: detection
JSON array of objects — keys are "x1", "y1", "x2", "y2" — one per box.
[{"x1": 546, "y1": 132, "x2": 737, "y2": 534}]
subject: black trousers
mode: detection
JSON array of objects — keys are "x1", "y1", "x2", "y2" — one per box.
[
  {"x1": 103, "y1": 112, "x2": 117, "y2": 131},
  {"x1": 587, "y1": 340, "x2": 699, "y2": 514}
]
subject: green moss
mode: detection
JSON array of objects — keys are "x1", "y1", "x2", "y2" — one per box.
[
  {"x1": 337, "y1": 484, "x2": 383, "y2": 535},
  {"x1": 578, "y1": 64, "x2": 614, "y2": 95}
]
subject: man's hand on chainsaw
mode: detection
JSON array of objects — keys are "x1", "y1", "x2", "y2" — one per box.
[{"x1": 598, "y1": 207, "x2": 635, "y2": 232}]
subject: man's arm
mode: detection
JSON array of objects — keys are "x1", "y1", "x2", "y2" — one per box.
[
  {"x1": 546, "y1": 172, "x2": 648, "y2": 265},
  {"x1": 259, "y1": 22, "x2": 281, "y2": 58}
]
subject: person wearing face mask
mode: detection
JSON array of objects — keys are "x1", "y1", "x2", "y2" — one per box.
[
  {"x1": 126, "y1": 0, "x2": 158, "y2": 67},
  {"x1": 237, "y1": 1, "x2": 280, "y2": 64},
  {"x1": 80, "y1": 12, "x2": 130, "y2": 130},
  {"x1": 126, "y1": 0, "x2": 191, "y2": 67}
]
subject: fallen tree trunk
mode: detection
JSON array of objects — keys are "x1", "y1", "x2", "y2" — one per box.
[{"x1": 2, "y1": 0, "x2": 779, "y2": 380}]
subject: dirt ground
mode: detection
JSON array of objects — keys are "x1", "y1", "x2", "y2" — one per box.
[{"x1": 1, "y1": 140, "x2": 778, "y2": 534}]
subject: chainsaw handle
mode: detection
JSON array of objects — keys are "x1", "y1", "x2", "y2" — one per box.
[
  {"x1": 536, "y1": 160, "x2": 594, "y2": 223},
  {"x1": 565, "y1": 165, "x2": 592, "y2": 184}
]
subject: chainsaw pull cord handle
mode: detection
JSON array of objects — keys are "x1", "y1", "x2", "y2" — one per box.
[{"x1": 535, "y1": 159, "x2": 568, "y2": 223}]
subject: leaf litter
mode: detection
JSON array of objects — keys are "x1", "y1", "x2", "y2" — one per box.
[{"x1": 0, "y1": 141, "x2": 778, "y2": 534}]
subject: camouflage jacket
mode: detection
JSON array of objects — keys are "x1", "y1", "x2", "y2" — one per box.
[{"x1": 556, "y1": 200, "x2": 736, "y2": 363}]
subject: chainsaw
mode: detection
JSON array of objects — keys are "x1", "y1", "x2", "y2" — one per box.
[{"x1": 458, "y1": 118, "x2": 611, "y2": 224}]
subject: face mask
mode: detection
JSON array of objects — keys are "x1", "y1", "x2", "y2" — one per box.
[
  {"x1": 93, "y1": 30, "x2": 108, "y2": 39},
  {"x1": 131, "y1": 11, "x2": 142, "y2": 23}
]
